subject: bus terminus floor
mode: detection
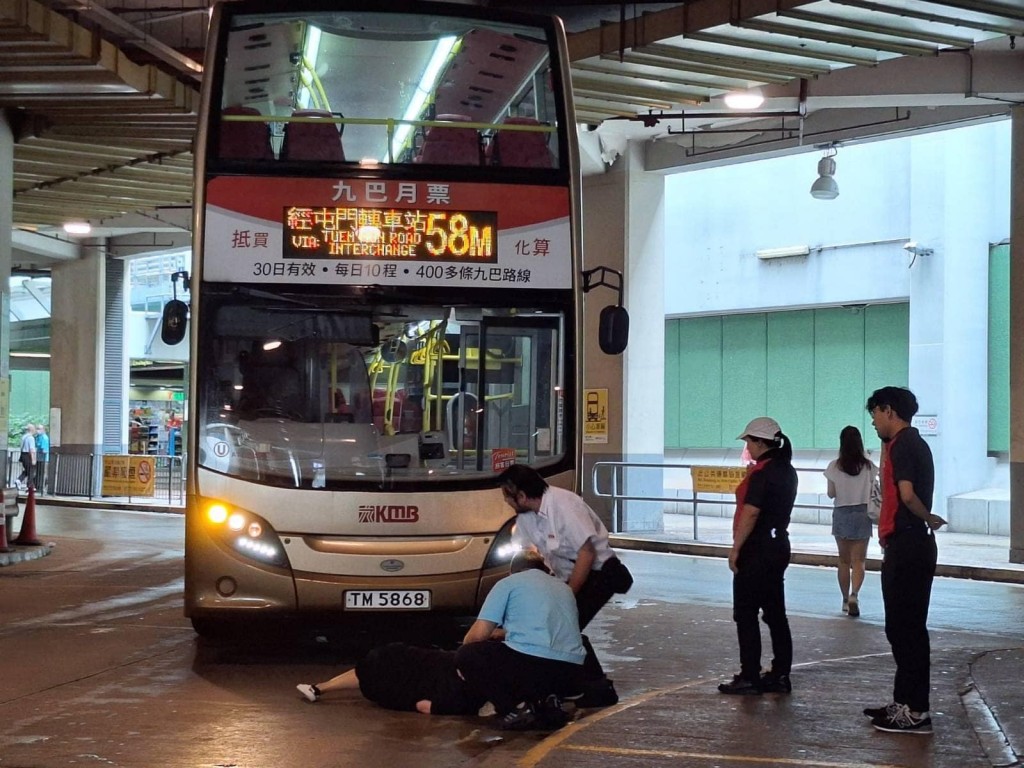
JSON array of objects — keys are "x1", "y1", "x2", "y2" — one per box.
[{"x1": 171, "y1": 0, "x2": 627, "y2": 636}]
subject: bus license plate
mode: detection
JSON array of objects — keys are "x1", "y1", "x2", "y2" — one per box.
[{"x1": 344, "y1": 590, "x2": 431, "y2": 610}]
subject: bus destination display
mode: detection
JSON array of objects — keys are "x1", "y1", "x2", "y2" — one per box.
[{"x1": 284, "y1": 206, "x2": 497, "y2": 262}]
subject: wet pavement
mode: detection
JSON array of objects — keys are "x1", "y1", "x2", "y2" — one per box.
[{"x1": 2, "y1": 501, "x2": 1023, "y2": 768}]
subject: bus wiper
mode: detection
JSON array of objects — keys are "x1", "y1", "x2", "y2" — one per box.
[{"x1": 232, "y1": 286, "x2": 316, "y2": 307}]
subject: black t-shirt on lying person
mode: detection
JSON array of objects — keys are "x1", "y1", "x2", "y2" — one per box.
[{"x1": 356, "y1": 642, "x2": 485, "y2": 715}]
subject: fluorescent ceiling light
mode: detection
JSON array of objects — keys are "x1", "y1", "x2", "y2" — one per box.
[
  {"x1": 723, "y1": 87, "x2": 764, "y2": 110},
  {"x1": 388, "y1": 36, "x2": 457, "y2": 161},
  {"x1": 297, "y1": 25, "x2": 322, "y2": 110},
  {"x1": 63, "y1": 221, "x2": 92, "y2": 235},
  {"x1": 756, "y1": 245, "x2": 810, "y2": 260}
]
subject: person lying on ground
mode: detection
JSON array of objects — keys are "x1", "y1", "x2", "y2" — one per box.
[{"x1": 296, "y1": 640, "x2": 485, "y2": 715}]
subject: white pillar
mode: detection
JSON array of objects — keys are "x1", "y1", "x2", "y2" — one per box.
[
  {"x1": 582, "y1": 143, "x2": 665, "y2": 532},
  {"x1": 908, "y1": 125, "x2": 1002, "y2": 528}
]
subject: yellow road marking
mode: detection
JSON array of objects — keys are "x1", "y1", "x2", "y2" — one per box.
[
  {"x1": 518, "y1": 654, "x2": 899, "y2": 768},
  {"x1": 562, "y1": 744, "x2": 904, "y2": 768}
]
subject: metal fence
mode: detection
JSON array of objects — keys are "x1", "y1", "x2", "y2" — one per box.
[
  {"x1": 592, "y1": 460, "x2": 832, "y2": 536},
  {"x1": 6, "y1": 450, "x2": 185, "y2": 504}
]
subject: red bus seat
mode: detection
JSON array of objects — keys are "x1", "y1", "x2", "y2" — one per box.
[
  {"x1": 415, "y1": 114, "x2": 481, "y2": 166},
  {"x1": 488, "y1": 117, "x2": 553, "y2": 168},
  {"x1": 281, "y1": 110, "x2": 345, "y2": 162},
  {"x1": 219, "y1": 106, "x2": 274, "y2": 161}
]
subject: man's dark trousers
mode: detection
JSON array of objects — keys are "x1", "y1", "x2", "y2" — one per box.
[{"x1": 881, "y1": 529, "x2": 937, "y2": 713}]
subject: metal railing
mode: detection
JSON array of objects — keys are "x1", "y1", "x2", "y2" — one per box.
[
  {"x1": 42, "y1": 452, "x2": 186, "y2": 504},
  {"x1": 592, "y1": 460, "x2": 832, "y2": 536}
]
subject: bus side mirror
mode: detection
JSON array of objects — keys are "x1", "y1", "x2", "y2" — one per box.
[
  {"x1": 161, "y1": 299, "x2": 189, "y2": 345},
  {"x1": 599, "y1": 305, "x2": 629, "y2": 355}
]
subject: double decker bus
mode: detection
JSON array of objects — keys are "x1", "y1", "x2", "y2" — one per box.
[{"x1": 175, "y1": 0, "x2": 626, "y2": 635}]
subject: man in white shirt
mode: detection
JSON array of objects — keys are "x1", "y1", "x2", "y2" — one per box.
[
  {"x1": 18, "y1": 424, "x2": 36, "y2": 490},
  {"x1": 498, "y1": 464, "x2": 633, "y2": 708}
]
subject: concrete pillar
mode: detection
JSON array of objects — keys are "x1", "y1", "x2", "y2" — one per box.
[
  {"x1": 1010, "y1": 107, "x2": 1024, "y2": 563},
  {"x1": 50, "y1": 245, "x2": 105, "y2": 454},
  {"x1": 1, "y1": 112, "x2": 12, "y2": 479},
  {"x1": 907, "y1": 128, "x2": 995, "y2": 527},
  {"x1": 582, "y1": 157, "x2": 626, "y2": 527},
  {"x1": 581, "y1": 143, "x2": 665, "y2": 532}
]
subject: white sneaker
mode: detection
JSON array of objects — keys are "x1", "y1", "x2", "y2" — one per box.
[
  {"x1": 848, "y1": 593, "x2": 860, "y2": 617},
  {"x1": 296, "y1": 683, "x2": 320, "y2": 702}
]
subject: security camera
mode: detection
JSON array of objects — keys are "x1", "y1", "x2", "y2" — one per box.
[{"x1": 903, "y1": 241, "x2": 917, "y2": 252}]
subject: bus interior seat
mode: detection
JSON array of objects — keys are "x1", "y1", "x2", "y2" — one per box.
[
  {"x1": 488, "y1": 117, "x2": 553, "y2": 168},
  {"x1": 281, "y1": 109, "x2": 345, "y2": 162},
  {"x1": 415, "y1": 114, "x2": 481, "y2": 165},
  {"x1": 219, "y1": 105, "x2": 275, "y2": 161}
]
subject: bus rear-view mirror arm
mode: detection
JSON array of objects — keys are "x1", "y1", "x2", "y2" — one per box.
[{"x1": 581, "y1": 267, "x2": 629, "y2": 355}]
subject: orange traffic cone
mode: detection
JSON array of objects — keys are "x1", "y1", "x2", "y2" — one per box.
[{"x1": 14, "y1": 484, "x2": 41, "y2": 546}]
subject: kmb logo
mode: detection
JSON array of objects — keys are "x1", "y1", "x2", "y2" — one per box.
[{"x1": 358, "y1": 505, "x2": 419, "y2": 523}]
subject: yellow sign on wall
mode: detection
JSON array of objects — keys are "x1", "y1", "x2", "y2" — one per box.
[
  {"x1": 690, "y1": 465, "x2": 748, "y2": 494},
  {"x1": 101, "y1": 456, "x2": 157, "y2": 497},
  {"x1": 583, "y1": 388, "x2": 608, "y2": 444}
]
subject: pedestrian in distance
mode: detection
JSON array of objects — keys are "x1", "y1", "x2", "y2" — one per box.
[
  {"x1": 718, "y1": 417, "x2": 798, "y2": 696},
  {"x1": 497, "y1": 463, "x2": 634, "y2": 708},
  {"x1": 17, "y1": 424, "x2": 36, "y2": 490},
  {"x1": 34, "y1": 424, "x2": 50, "y2": 495},
  {"x1": 863, "y1": 386, "x2": 946, "y2": 735},
  {"x1": 824, "y1": 425, "x2": 877, "y2": 617},
  {"x1": 455, "y1": 550, "x2": 586, "y2": 730}
]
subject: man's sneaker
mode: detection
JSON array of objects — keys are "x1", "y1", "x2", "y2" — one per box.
[
  {"x1": 717, "y1": 674, "x2": 762, "y2": 695},
  {"x1": 296, "y1": 683, "x2": 321, "y2": 703},
  {"x1": 863, "y1": 702, "x2": 898, "y2": 719},
  {"x1": 872, "y1": 703, "x2": 933, "y2": 734},
  {"x1": 498, "y1": 702, "x2": 538, "y2": 731},
  {"x1": 573, "y1": 678, "x2": 619, "y2": 708},
  {"x1": 760, "y1": 671, "x2": 792, "y2": 694},
  {"x1": 847, "y1": 593, "x2": 860, "y2": 617}
]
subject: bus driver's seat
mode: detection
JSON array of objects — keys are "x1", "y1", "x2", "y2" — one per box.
[
  {"x1": 281, "y1": 110, "x2": 345, "y2": 162},
  {"x1": 218, "y1": 105, "x2": 275, "y2": 161}
]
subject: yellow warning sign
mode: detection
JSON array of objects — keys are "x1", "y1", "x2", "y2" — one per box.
[
  {"x1": 690, "y1": 465, "x2": 748, "y2": 494},
  {"x1": 583, "y1": 388, "x2": 608, "y2": 444},
  {"x1": 102, "y1": 456, "x2": 157, "y2": 496}
]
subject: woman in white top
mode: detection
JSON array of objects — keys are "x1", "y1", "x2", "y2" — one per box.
[{"x1": 823, "y1": 426, "x2": 877, "y2": 617}]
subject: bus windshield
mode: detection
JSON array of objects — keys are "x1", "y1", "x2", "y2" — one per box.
[
  {"x1": 216, "y1": 9, "x2": 561, "y2": 167},
  {"x1": 196, "y1": 289, "x2": 567, "y2": 488}
]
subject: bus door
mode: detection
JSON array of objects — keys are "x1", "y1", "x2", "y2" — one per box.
[{"x1": 446, "y1": 318, "x2": 563, "y2": 472}]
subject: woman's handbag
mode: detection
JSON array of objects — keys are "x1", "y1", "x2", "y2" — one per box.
[{"x1": 867, "y1": 477, "x2": 882, "y2": 523}]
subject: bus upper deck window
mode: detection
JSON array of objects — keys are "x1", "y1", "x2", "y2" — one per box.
[{"x1": 219, "y1": 106, "x2": 275, "y2": 161}]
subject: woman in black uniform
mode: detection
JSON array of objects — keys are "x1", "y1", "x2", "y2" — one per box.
[{"x1": 718, "y1": 416, "x2": 799, "y2": 695}]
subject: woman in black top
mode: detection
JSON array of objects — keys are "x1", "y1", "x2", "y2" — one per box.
[{"x1": 719, "y1": 417, "x2": 799, "y2": 696}]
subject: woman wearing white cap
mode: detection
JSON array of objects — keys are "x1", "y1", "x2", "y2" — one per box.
[{"x1": 718, "y1": 417, "x2": 798, "y2": 696}]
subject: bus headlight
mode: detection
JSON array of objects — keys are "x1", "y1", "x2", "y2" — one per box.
[
  {"x1": 203, "y1": 501, "x2": 290, "y2": 569},
  {"x1": 483, "y1": 518, "x2": 520, "y2": 570}
]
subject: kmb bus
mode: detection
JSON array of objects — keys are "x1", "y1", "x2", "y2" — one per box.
[{"x1": 165, "y1": 0, "x2": 627, "y2": 636}]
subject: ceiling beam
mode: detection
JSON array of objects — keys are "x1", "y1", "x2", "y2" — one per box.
[{"x1": 566, "y1": 0, "x2": 822, "y2": 61}]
